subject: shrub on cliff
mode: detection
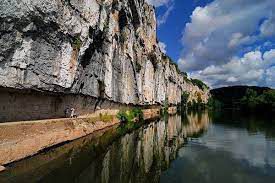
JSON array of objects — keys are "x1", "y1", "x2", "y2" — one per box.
[
  {"x1": 191, "y1": 79, "x2": 209, "y2": 90},
  {"x1": 72, "y1": 37, "x2": 82, "y2": 50}
]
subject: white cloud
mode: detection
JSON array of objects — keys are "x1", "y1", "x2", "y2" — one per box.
[
  {"x1": 146, "y1": 0, "x2": 171, "y2": 7},
  {"x1": 157, "y1": 4, "x2": 174, "y2": 26},
  {"x1": 146, "y1": 0, "x2": 174, "y2": 26},
  {"x1": 266, "y1": 66, "x2": 275, "y2": 88},
  {"x1": 190, "y1": 49, "x2": 275, "y2": 88},
  {"x1": 178, "y1": 0, "x2": 275, "y2": 88},
  {"x1": 158, "y1": 41, "x2": 167, "y2": 54},
  {"x1": 260, "y1": 14, "x2": 275, "y2": 37}
]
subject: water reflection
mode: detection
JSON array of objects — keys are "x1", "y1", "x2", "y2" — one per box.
[
  {"x1": 0, "y1": 111, "x2": 209, "y2": 183},
  {"x1": 160, "y1": 144, "x2": 275, "y2": 183},
  {"x1": 160, "y1": 110, "x2": 275, "y2": 183},
  {"x1": 1, "y1": 110, "x2": 275, "y2": 183}
]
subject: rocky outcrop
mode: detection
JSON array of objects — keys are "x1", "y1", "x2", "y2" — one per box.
[{"x1": 0, "y1": 0, "x2": 209, "y2": 106}]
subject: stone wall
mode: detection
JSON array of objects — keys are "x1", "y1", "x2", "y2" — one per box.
[{"x1": 0, "y1": 87, "x2": 134, "y2": 122}]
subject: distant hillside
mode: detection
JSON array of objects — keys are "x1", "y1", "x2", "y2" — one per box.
[{"x1": 210, "y1": 86, "x2": 273, "y2": 109}]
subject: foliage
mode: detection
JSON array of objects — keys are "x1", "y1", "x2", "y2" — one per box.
[
  {"x1": 197, "y1": 93, "x2": 203, "y2": 105},
  {"x1": 181, "y1": 71, "x2": 188, "y2": 77},
  {"x1": 103, "y1": 20, "x2": 109, "y2": 31},
  {"x1": 117, "y1": 110, "x2": 130, "y2": 123},
  {"x1": 240, "y1": 89, "x2": 260, "y2": 109},
  {"x1": 131, "y1": 108, "x2": 144, "y2": 121},
  {"x1": 72, "y1": 37, "x2": 82, "y2": 50},
  {"x1": 239, "y1": 88, "x2": 275, "y2": 111},
  {"x1": 116, "y1": 108, "x2": 144, "y2": 123},
  {"x1": 191, "y1": 79, "x2": 209, "y2": 90},
  {"x1": 207, "y1": 97, "x2": 223, "y2": 109},
  {"x1": 210, "y1": 86, "x2": 275, "y2": 111},
  {"x1": 161, "y1": 54, "x2": 185, "y2": 75},
  {"x1": 262, "y1": 90, "x2": 275, "y2": 105},
  {"x1": 187, "y1": 99, "x2": 206, "y2": 110},
  {"x1": 181, "y1": 91, "x2": 190, "y2": 107},
  {"x1": 163, "y1": 97, "x2": 169, "y2": 113}
]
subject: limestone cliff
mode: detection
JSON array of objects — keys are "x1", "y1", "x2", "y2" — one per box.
[{"x1": 0, "y1": 0, "x2": 209, "y2": 106}]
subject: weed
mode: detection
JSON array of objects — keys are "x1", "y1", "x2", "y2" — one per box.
[{"x1": 72, "y1": 37, "x2": 82, "y2": 50}]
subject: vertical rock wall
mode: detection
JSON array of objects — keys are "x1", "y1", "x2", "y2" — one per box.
[{"x1": 0, "y1": 0, "x2": 209, "y2": 106}]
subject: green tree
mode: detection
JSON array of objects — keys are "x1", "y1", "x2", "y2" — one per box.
[
  {"x1": 240, "y1": 89, "x2": 260, "y2": 109},
  {"x1": 181, "y1": 91, "x2": 190, "y2": 107},
  {"x1": 262, "y1": 90, "x2": 275, "y2": 109}
]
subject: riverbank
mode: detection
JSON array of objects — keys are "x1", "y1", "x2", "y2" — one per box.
[{"x1": 0, "y1": 107, "x2": 177, "y2": 168}]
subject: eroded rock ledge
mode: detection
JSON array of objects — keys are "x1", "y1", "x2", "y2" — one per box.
[{"x1": 0, "y1": 0, "x2": 209, "y2": 105}]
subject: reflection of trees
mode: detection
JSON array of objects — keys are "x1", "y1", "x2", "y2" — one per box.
[
  {"x1": 0, "y1": 112, "x2": 210, "y2": 183},
  {"x1": 210, "y1": 110, "x2": 275, "y2": 139}
]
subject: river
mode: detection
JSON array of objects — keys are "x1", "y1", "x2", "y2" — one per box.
[{"x1": 0, "y1": 110, "x2": 275, "y2": 183}]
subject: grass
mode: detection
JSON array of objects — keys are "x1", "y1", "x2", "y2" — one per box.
[
  {"x1": 99, "y1": 113, "x2": 114, "y2": 123},
  {"x1": 86, "y1": 113, "x2": 114, "y2": 124}
]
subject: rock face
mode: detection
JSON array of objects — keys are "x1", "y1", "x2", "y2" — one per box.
[{"x1": 0, "y1": 0, "x2": 209, "y2": 106}]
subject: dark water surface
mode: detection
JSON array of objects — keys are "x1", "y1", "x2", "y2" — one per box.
[{"x1": 1, "y1": 110, "x2": 275, "y2": 183}]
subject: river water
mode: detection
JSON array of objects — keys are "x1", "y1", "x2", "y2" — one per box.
[{"x1": 0, "y1": 110, "x2": 275, "y2": 183}]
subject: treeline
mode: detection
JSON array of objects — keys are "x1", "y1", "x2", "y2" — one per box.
[
  {"x1": 209, "y1": 86, "x2": 275, "y2": 112},
  {"x1": 239, "y1": 89, "x2": 275, "y2": 111},
  {"x1": 179, "y1": 91, "x2": 207, "y2": 111}
]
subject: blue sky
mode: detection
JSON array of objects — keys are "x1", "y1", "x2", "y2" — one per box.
[
  {"x1": 147, "y1": 0, "x2": 275, "y2": 88},
  {"x1": 156, "y1": 0, "x2": 213, "y2": 61}
]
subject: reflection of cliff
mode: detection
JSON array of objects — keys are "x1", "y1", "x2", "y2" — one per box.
[
  {"x1": 78, "y1": 112, "x2": 210, "y2": 183},
  {"x1": 0, "y1": 112, "x2": 210, "y2": 182}
]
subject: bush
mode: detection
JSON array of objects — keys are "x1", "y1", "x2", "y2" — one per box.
[
  {"x1": 116, "y1": 108, "x2": 144, "y2": 123},
  {"x1": 131, "y1": 108, "x2": 144, "y2": 121},
  {"x1": 116, "y1": 110, "x2": 129, "y2": 123}
]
